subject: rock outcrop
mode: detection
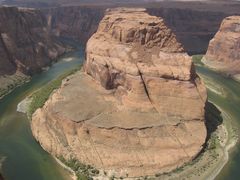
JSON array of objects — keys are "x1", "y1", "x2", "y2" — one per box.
[
  {"x1": 204, "y1": 16, "x2": 240, "y2": 79},
  {"x1": 32, "y1": 8, "x2": 207, "y2": 178}
]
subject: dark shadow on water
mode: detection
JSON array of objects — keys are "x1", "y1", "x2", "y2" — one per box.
[
  {"x1": 193, "y1": 101, "x2": 223, "y2": 160},
  {"x1": 205, "y1": 101, "x2": 223, "y2": 141}
]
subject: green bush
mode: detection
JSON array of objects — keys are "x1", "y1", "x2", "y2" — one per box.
[{"x1": 57, "y1": 156, "x2": 99, "y2": 180}]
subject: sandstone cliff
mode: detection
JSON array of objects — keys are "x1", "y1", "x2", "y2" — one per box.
[
  {"x1": 40, "y1": 3, "x2": 240, "y2": 54},
  {"x1": 147, "y1": 7, "x2": 230, "y2": 54},
  {"x1": 32, "y1": 8, "x2": 207, "y2": 178},
  {"x1": 0, "y1": 6, "x2": 66, "y2": 98},
  {"x1": 44, "y1": 6, "x2": 105, "y2": 43},
  {"x1": 204, "y1": 16, "x2": 240, "y2": 79}
]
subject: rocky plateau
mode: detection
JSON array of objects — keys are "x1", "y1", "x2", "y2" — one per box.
[{"x1": 31, "y1": 8, "x2": 207, "y2": 178}]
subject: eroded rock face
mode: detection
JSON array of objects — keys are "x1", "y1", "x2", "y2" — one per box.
[
  {"x1": 0, "y1": 6, "x2": 65, "y2": 76},
  {"x1": 32, "y1": 8, "x2": 207, "y2": 178},
  {"x1": 84, "y1": 8, "x2": 206, "y2": 120},
  {"x1": 204, "y1": 16, "x2": 240, "y2": 78},
  {"x1": 43, "y1": 6, "x2": 105, "y2": 44},
  {"x1": 0, "y1": 6, "x2": 66, "y2": 98}
]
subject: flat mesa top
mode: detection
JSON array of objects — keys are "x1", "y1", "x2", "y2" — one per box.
[
  {"x1": 106, "y1": 7, "x2": 147, "y2": 14},
  {"x1": 51, "y1": 72, "x2": 183, "y2": 129},
  {"x1": 93, "y1": 7, "x2": 184, "y2": 53},
  {"x1": 102, "y1": 7, "x2": 163, "y2": 27}
]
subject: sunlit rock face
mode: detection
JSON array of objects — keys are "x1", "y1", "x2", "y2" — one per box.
[
  {"x1": 204, "y1": 16, "x2": 240, "y2": 78},
  {"x1": 32, "y1": 8, "x2": 207, "y2": 178},
  {"x1": 84, "y1": 8, "x2": 206, "y2": 120}
]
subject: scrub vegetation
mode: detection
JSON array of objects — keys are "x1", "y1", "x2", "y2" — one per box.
[
  {"x1": 28, "y1": 65, "x2": 81, "y2": 118},
  {"x1": 58, "y1": 156, "x2": 100, "y2": 180}
]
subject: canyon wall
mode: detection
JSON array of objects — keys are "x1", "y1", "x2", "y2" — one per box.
[
  {"x1": 0, "y1": 6, "x2": 65, "y2": 98},
  {"x1": 42, "y1": 4, "x2": 240, "y2": 54},
  {"x1": 1, "y1": 3, "x2": 238, "y2": 98},
  {"x1": 148, "y1": 8, "x2": 229, "y2": 54},
  {"x1": 43, "y1": 6, "x2": 105, "y2": 43},
  {"x1": 32, "y1": 8, "x2": 207, "y2": 178},
  {"x1": 204, "y1": 16, "x2": 240, "y2": 80},
  {"x1": 0, "y1": 7, "x2": 65, "y2": 76},
  {"x1": 1, "y1": 5, "x2": 229, "y2": 78}
]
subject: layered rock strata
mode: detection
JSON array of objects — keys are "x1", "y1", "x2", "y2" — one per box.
[
  {"x1": 0, "y1": 6, "x2": 65, "y2": 98},
  {"x1": 32, "y1": 8, "x2": 207, "y2": 178},
  {"x1": 41, "y1": 4, "x2": 240, "y2": 54},
  {"x1": 204, "y1": 16, "x2": 240, "y2": 80}
]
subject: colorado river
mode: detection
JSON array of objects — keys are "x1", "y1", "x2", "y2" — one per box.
[
  {"x1": 193, "y1": 57, "x2": 240, "y2": 180},
  {"x1": 0, "y1": 48, "x2": 84, "y2": 180}
]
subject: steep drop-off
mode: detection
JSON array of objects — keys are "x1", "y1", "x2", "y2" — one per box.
[
  {"x1": 44, "y1": 6, "x2": 105, "y2": 43},
  {"x1": 147, "y1": 8, "x2": 231, "y2": 54},
  {"x1": 203, "y1": 16, "x2": 240, "y2": 80},
  {"x1": 41, "y1": 4, "x2": 240, "y2": 54},
  {"x1": 0, "y1": 6, "x2": 66, "y2": 98},
  {"x1": 32, "y1": 8, "x2": 207, "y2": 178},
  {"x1": 1, "y1": 3, "x2": 237, "y2": 91}
]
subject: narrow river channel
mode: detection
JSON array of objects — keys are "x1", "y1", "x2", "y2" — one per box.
[{"x1": 0, "y1": 48, "x2": 84, "y2": 180}]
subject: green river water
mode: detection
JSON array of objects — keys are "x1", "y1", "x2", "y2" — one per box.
[
  {"x1": 0, "y1": 51, "x2": 240, "y2": 180},
  {"x1": 0, "y1": 49, "x2": 84, "y2": 180},
  {"x1": 193, "y1": 58, "x2": 240, "y2": 180}
]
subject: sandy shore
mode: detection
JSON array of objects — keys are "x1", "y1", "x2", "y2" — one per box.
[
  {"x1": 205, "y1": 107, "x2": 238, "y2": 180},
  {"x1": 17, "y1": 97, "x2": 32, "y2": 113},
  {"x1": 0, "y1": 72, "x2": 30, "y2": 100},
  {"x1": 54, "y1": 157, "x2": 77, "y2": 180}
]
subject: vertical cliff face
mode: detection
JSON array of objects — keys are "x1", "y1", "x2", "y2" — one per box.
[
  {"x1": 84, "y1": 7, "x2": 207, "y2": 124},
  {"x1": 204, "y1": 16, "x2": 240, "y2": 79},
  {"x1": 32, "y1": 8, "x2": 207, "y2": 178},
  {"x1": 148, "y1": 8, "x2": 230, "y2": 54},
  {"x1": 43, "y1": 6, "x2": 105, "y2": 43},
  {"x1": 41, "y1": 5, "x2": 240, "y2": 55},
  {"x1": 0, "y1": 6, "x2": 66, "y2": 98},
  {"x1": 0, "y1": 7, "x2": 65, "y2": 76}
]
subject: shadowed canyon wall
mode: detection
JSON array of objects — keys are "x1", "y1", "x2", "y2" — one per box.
[
  {"x1": 0, "y1": 3, "x2": 239, "y2": 98},
  {"x1": 0, "y1": 7, "x2": 65, "y2": 77},
  {"x1": 1, "y1": 4, "x2": 239, "y2": 76},
  {"x1": 43, "y1": 4, "x2": 240, "y2": 54}
]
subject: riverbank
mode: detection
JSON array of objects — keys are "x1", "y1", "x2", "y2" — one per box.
[
  {"x1": 201, "y1": 57, "x2": 240, "y2": 82},
  {"x1": 27, "y1": 65, "x2": 81, "y2": 118},
  {"x1": 0, "y1": 48, "x2": 84, "y2": 180},
  {"x1": 0, "y1": 72, "x2": 30, "y2": 100},
  {"x1": 54, "y1": 157, "x2": 77, "y2": 180}
]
